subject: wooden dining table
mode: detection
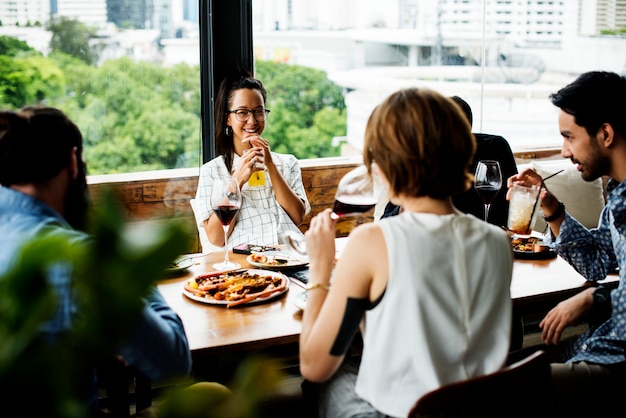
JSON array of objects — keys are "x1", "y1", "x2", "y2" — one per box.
[
  {"x1": 103, "y1": 239, "x2": 614, "y2": 415},
  {"x1": 158, "y1": 238, "x2": 620, "y2": 359},
  {"x1": 158, "y1": 250, "x2": 305, "y2": 356}
]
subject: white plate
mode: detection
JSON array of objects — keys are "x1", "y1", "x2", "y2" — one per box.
[
  {"x1": 166, "y1": 257, "x2": 194, "y2": 274},
  {"x1": 247, "y1": 251, "x2": 309, "y2": 269},
  {"x1": 182, "y1": 268, "x2": 289, "y2": 307}
]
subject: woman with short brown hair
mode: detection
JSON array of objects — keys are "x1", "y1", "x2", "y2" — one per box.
[{"x1": 300, "y1": 87, "x2": 513, "y2": 417}]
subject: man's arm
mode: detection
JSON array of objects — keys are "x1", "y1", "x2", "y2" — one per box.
[
  {"x1": 540, "y1": 287, "x2": 594, "y2": 345},
  {"x1": 540, "y1": 285, "x2": 612, "y2": 345},
  {"x1": 117, "y1": 287, "x2": 192, "y2": 381}
]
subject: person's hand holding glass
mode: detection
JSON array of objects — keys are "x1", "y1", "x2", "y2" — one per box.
[
  {"x1": 210, "y1": 177, "x2": 242, "y2": 270},
  {"x1": 283, "y1": 164, "x2": 379, "y2": 255},
  {"x1": 233, "y1": 108, "x2": 270, "y2": 188}
]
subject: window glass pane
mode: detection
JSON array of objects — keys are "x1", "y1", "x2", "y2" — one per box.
[
  {"x1": 253, "y1": 0, "x2": 626, "y2": 158},
  {"x1": 0, "y1": 0, "x2": 201, "y2": 175}
]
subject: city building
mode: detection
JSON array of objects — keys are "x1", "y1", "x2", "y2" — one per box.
[
  {"x1": 106, "y1": 0, "x2": 151, "y2": 30},
  {"x1": 594, "y1": 0, "x2": 626, "y2": 32},
  {"x1": 252, "y1": 0, "x2": 626, "y2": 151},
  {"x1": 0, "y1": 0, "x2": 49, "y2": 27},
  {"x1": 54, "y1": 0, "x2": 107, "y2": 28}
]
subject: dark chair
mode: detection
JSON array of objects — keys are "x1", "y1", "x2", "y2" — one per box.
[
  {"x1": 97, "y1": 359, "x2": 153, "y2": 417},
  {"x1": 408, "y1": 350, "x2": 554, "y2": 418}
]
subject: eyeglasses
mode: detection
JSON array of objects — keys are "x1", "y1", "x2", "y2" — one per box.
[{"x1": 228, "y1": 108, "x2": 270, "y2": 122}]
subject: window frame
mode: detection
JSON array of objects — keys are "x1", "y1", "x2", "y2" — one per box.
[{"x1": 200, "y1": 0, "x2": 253, "y2": 165}]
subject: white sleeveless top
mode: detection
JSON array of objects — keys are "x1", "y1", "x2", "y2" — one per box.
[{"x1": 355, "y1": 211, "x2": 513, "y2": 417}]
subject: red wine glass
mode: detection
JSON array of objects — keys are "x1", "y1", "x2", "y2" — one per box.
[
  {"x1": 284, "y1": 164, "x2": 378, "y2": 255},
  {"x1": 474, "y1": 160, "x2": 502, "y2": 222},
  {"x1": 210, "y1": 177, "x2": 242, "y2": 270}
]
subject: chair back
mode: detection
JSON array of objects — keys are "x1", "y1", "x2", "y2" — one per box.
[{"x1": 408, "y1": 350, "x2": 553, "y2": 418}]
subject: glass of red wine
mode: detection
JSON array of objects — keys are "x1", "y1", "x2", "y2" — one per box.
[
  {"x1": 284, "y1": 164, "x2": 378, "y2": 255},
  {"x1": 210, "y1": 177, "x2": 242, "y2": 270},
  {"x1": 474, "y1": 160, "x2": 502, "y2": 222}
]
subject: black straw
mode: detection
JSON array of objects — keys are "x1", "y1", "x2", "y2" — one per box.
[
  {"x1": 541, "y1": 169, "x2": 565, "y2": 184},
  {"x1": 527, "y1": 169, "x2": 565, "y2": 231}
]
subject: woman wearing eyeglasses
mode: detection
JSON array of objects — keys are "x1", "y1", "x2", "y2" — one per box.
[{"x1": 194, "y1": 69, "x2": 310, "y2": 249}]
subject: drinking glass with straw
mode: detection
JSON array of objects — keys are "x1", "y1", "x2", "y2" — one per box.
[
  {"x1": 508, "y1": 169, "x2": 564, "y2": 236},
  {"x1": 529, "y1": 168, "x2": 564, "y2": 225}
]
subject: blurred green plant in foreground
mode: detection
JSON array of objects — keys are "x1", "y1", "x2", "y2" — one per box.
[
  {"x1": 0, "y1": 189, "x2": 285, "y2": 417},
  {"x1": 156, "y1": 355, "x2": 285, "y2": 418}
]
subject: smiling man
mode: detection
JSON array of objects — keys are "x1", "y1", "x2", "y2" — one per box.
[{"x1": 507, "y1": 71, "x2": 626, "y2": 415}]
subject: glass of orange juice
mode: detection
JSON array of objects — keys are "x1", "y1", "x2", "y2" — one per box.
[
  {"x1": 248, "y1": 169, "x2": 266, "y2": 187},
  {"x1": 243, "y1": 149, "x2": 266, "y2": 187}
]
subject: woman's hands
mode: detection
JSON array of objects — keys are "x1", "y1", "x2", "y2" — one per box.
[
  {"x1": 239, "y1": 134, "x2": 306, "y2": 225},
  {"x1": 245, "y1": 135, "x2": 274, "y2": 167},
  {"x1": 232, "y1": 135, "x2": 273, "y2": 189},
  {"x1": 233, "y1": 143, "x2": 264, "y2": 190}
]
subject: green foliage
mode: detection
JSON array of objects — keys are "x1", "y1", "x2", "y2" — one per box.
[
  {"x1": 0, "y1": 54, "x2": 66, "y2": 108},
  {"x1": 0, "y1": 189, "x2": 287, "y2": 417},
  {"x1": 0, "y1": 189, "x2": 189, "y2": 417},
  {"x1": 225, "y1": 355, "x2": 285, "y2": 418},
  {"x1": 0, "y1": 35, "x2": 36, "y2": 56},
  {"x1": 256, "y1": 60, "x2": 345, "y2": 159},
  {"x1": 600, "y1": 27, "x2": 626, "y2": 35},
  {"x1": 48, "y1": 56, "x2": 202, "y2": 174},
  {"x1": 47, "y1": 17, "x2": 99, "y2": 65},
  {"x1": 0, "y1": 235, "x2": 85, "y2": 417},
  {"x1": 157, "y1": 356, "x2": 285, "y2": 418},
  {"x1": 0, "y1": 34, "x2": 346, "y2": 173},
  {"x1": 49, "y1": 51, "x2": 97, "y2": 107}
]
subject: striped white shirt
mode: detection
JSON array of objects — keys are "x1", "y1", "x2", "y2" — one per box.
[{"x1": 195, "y1": 152, "x2": 310, "y2": 247}]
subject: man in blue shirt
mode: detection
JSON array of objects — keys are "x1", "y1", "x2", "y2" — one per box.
[
  {"x1": 508, "y1": 71, "x2": 626, "y2": 415},
  {"x1": 0, "y1": 106, "x2": 192, "y2": 414}
]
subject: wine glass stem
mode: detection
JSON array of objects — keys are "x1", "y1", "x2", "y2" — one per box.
[
  {"x1": 223, "y1": 225, "x2": 230, "y2": 263},
  {"x1": 484, "y1": 204, "x2": 491, "y2": 222}
]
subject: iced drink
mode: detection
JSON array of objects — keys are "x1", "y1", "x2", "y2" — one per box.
[{"x1": 508, "y1": 184, "x2": 540, "y2": 236}]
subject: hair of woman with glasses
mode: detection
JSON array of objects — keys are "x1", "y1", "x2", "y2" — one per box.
[
  {"x1": 299, "y1": 88, "x2": 513, "y2": 418},
  {"x1": 194, "y1": 69, "x2": 310, "y2": 249}
]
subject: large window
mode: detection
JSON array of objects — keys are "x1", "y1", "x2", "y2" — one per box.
[
  {"x1": 1, "y1": 0, "x2": 625, "y2": 176},
  {"x1": 249, "y1": 0, "x2": 626, "y2": 157},
  {"x1": 0, "y1": 0, "x2": 202, "y2": 175}
]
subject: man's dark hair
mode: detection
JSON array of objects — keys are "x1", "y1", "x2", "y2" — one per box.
[
  {"x1": 450, "y1": 95, "x2": 473, "y2": 127},
  {"x1": 0, "y1": 106, "x2": 88, "y2": 230},
  {"x1": 549, "y1": 71, "x2": 626, "y2": 140},
  {"x1": 0, "y1": 106, "x2": 84, "y2": 186}
]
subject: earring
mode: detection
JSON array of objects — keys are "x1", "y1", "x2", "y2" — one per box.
[{"x1": 225, "y1": 126, "x2": 233, "y2": 136}]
